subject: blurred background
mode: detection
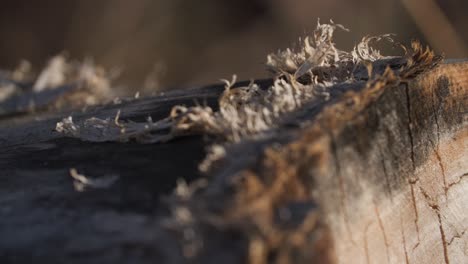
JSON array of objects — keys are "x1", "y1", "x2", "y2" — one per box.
[{"x1": 0, "y1": 0, "x2": 467, "y2": 94}]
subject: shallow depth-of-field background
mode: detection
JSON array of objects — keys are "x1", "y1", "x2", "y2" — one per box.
[{"x1": 0, "y1": 0, "x2": 466, "y2": 93}]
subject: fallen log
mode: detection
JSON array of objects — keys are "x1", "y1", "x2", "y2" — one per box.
[{"x1": 0, "y1": 24, "x2": 466, "y2": 264}]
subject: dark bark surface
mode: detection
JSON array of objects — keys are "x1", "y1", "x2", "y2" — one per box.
[{"x1": 0, "y1": 79, "x2": 274, "y2": 264}]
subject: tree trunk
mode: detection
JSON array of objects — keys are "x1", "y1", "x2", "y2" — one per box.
[{"x1": 0, "y1": 60, "x2": 466, "y2": 264}]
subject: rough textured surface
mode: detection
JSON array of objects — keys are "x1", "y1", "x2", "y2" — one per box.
[
  {"x1": 277, "y1": 60, "x2": 468, "y2": 264},
  {"x1": 0, "y1": 23, "x2": 466, "y2": 263},
  {"x1": 0, "y1": 59, "x2": 466, "y2": 263}
]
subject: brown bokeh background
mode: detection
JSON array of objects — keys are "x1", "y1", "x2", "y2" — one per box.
[{"x1": 0, "y1": 0, "x2": 467, "y2": 94}]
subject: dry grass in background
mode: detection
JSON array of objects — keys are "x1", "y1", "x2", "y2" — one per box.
[{"x1": 0, "y1": 0, "x2": 466, "y2": 94}]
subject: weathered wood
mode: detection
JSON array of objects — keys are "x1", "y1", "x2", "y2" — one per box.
[
  {"x1": 266, "y1": 60, "x2": 468, "y2": 263},
  {"x1": 0, "y1": 59, "x2": 466, "y2": 264}
]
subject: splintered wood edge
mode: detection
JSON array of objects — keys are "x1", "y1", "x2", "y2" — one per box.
[{"x1": 248, "y1": 61, "x2": 467, "y2": 263}]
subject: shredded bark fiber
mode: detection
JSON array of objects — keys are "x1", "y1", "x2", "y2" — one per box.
[
  {"x1": 0, "y1": 21, "x2": 448, "y2": 264},
  {"x1": 51, "y1": 21, "x2": 445, "y2": 264},
  {"x1": 56, "y1": 21, "x2": 440, "y2": 146}
]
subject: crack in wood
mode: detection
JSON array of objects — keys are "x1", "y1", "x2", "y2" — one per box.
[
  {"x1": 418, "y1": 186, "x2": 451, "y2": 264},
  {"x1": 429, "y1": 83, "x2": 449, "y2": 197},
  {"x1": 399, "y1": 210, "x2": 411, "y2": 264},
  {"x1": 447, "y1": 172, "x2": 468, "y2": 188},
  {"x1": 430, "y1": 77, "x2": 442, "y2": 148},
  {"x1": 434, "y1": 149, "x2": 448, "y2": 197},
  {"x1": 428, "y1": 136, "x2": 449, "y2": 197},
  {"x1": 409, "y1": 183, "x2": 421, "y2": 250},
  {"x1": 379, "y1": 147, "x2": 394, "y2": 201},
  {"x1": 418, "y1": 186, "x2": 437, "y2": 210},
  {"x1": 404, "y1": 85, "x2": 416, "y2": 171},
  {"x1": 363, "y1": 222, "x2": 372, "y2": 264},
  {"x1": 374, "y1": 201, "x2": 390, "y2": 264},
  {"x1": 436, "y1": 212, "x2": 451, "y2": 264},
  {"x1": 447, "y1": 228, "x2": 467, "y2": 246}
]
